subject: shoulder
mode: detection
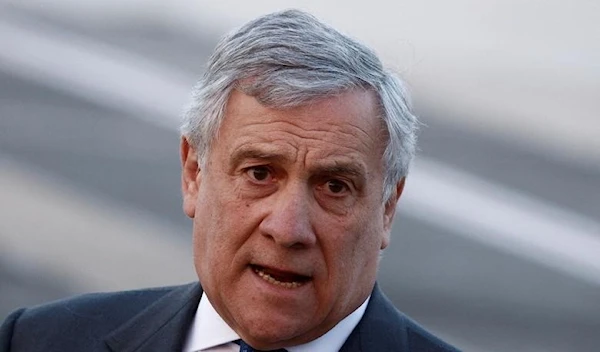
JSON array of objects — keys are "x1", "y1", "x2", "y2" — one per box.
[
  {"x1": 1, "y1": 284, "x2": 193, "y2": 350},
  {"x1": 13, "y1": 285, "x2": 178, "y2": 327},
  {"x1": 400, "y1": 314, "x2": 459, "y2": 352},
  {"x1": 351, "y1": 285, "x2": 460, "y2": 351}
]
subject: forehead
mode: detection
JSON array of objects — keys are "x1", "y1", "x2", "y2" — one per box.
[
  {"x1": 221, "y1": 89, "x2": 382, "y2": 142},
  {"x1": 213, "y1": 89, "x2": 385, "y2": 170}
]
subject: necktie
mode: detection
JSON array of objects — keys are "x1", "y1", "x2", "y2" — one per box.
[{"x1": 236, "y1": 339, "x2": 287, "y2": 352}]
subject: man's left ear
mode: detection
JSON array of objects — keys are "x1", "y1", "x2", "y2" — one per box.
[{"x1": 381, "y1": 177, "x2": 406, "y2": 249}]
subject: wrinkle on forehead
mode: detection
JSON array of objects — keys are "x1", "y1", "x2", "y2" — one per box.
[
  {"x1": 229, "y1": 88, "x2": 380, "y2": 138},
  {"x1": 215, "y1": 89, "x2": 385, "y2": 174},
  {"x1": 234, "y1": 123, "x2": 376, "y2": 157},
  {"x1": 229, "y1": 139, "x2": 368, "y2": 167}
]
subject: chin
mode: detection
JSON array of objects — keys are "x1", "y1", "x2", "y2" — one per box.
[{"x1": 237, "y1": 311, "x2": 311, "y2": 348}]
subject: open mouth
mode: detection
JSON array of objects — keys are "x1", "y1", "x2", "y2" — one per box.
[{"x1": 250, "y1": 264, "x2": 311, "y2": 288}]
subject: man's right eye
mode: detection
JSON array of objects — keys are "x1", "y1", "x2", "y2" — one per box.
[{"x1": 246, "y1": 166, "x2": 272, "y2": 182}]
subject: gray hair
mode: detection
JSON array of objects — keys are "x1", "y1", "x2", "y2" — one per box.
[{"x1": 181, "y1": 9, "x2": 418, "y2": 202}]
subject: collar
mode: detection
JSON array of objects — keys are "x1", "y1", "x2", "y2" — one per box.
[
  {"x1": 105, "y1": 283, "x2": 203, "y2": 352},
  {"x1": 182, "y1": 293, "x2": 370, "y2": 352},
  {"x1": 182, "y1": 293, "x2": 239, "y2": 351},
  {"x1": 287, "y1": 296, "x2": 369, "y2": 352}
]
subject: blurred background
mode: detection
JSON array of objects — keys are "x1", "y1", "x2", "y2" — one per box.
[{"x1": 1, "y1": 1, "x2": 599, "y2": 351}]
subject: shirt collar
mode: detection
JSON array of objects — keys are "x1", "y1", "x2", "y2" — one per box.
[
  {"x1": 182, "y1": 293, "x2": 239, "y2": 351},
  {"x1": 286, "y1": 296, "x2": 369, "y2": 352},
  {"x1": 183, "y1": 292, "x2": 370, "y2": 352}
]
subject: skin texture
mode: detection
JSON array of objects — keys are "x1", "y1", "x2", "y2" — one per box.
[{"x1": 181, "y1": 89, "x2": 405, "y2": 349}]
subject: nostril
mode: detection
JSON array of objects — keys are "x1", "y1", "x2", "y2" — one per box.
[{"x1": 287, "y1": 242, "x2": 306, "y2": 250}]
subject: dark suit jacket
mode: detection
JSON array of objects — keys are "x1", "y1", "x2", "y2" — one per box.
[{"x1": 1, "y1": 282, "x2": 459, "y2": 351}]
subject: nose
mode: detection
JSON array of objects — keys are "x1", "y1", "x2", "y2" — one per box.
[{"x1": 258, "y1": 182, "x2": 317, "y2": 249}]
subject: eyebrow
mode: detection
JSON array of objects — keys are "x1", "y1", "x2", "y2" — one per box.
[
  {"x1": 229, "y1": 147, "x2": 290, "y2": 169},
  {"x1": 229, "y1": 146, "x2": 368, "y2": 183},
  {"x1": 311, "y1": 162, "x2": 368, "y2": 190},
  {"x1": 313, "y1": 163, "x2": 366, "y2": 179}
]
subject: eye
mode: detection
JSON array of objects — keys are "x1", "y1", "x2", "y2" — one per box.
[
  {"x1": 246, "y1": 166, "x2": 272, "y2": 182},
  {"x1": 324, "y1": 179, "x2": 350, "y2": 195}
]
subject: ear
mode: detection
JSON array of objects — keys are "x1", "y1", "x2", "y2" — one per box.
[
  {"x1": 381, "y1": 177, "x2": 406, "y2": 249},
  {"x1": 181, "y1": 137, "x2": 200, "y2": 218}
]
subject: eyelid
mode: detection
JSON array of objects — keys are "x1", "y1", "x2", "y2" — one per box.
[
  {"x1": 320, "y1": 178, "x2": 353, "y2": 197},
  {"x1": 244, "y1": 165, "x2": 275, "y2": 183},
  {"x1": 240, "y1": 162, "x2": 269, "y2": 172}
]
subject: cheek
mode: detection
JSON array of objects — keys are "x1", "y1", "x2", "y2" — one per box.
[
  {"x1": 319, "y1": 218, "x2": 373, "y2": 271},
  {"x1": 341, "y1": 209, "x2": 385, "y2": 268},
  {"x1": 192, "y1": 186, "x2": 230, "y2": 274},
  {"x1": 192, "y1": 211, "x2": 215, "y2": 282},
  {"x1": 192, "y1": 184, "x2": 256, "y2": 267}
]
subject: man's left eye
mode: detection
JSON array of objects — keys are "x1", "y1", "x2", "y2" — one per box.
[{"x1": 325, "y1": 180, "x2": 349, "y2": 194}]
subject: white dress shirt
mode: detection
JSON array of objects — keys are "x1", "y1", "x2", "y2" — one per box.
[{"x1": 182, "y1": 292, "x2": 369, "y2": 352}]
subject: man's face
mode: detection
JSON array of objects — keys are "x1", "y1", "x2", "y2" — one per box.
[{"x1": 181, "y1": 89, "x2": 402, "y2": 349}]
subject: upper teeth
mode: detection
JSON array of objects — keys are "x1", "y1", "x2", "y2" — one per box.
[{"x1": 254, "y1": 267, "x2": 303, "y2": 288}]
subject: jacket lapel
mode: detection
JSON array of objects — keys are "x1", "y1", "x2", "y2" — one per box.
[
  {"x1": 339, "y1": 283, "x2": 410, "y2": 352},
  {"x1": 105, "y1": 283, "x2": 203, "y2": 352}
]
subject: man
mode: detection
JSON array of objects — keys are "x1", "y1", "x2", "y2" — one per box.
[{"x1": 1, "y1": 9, "x2": 458, "y2": 352}]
